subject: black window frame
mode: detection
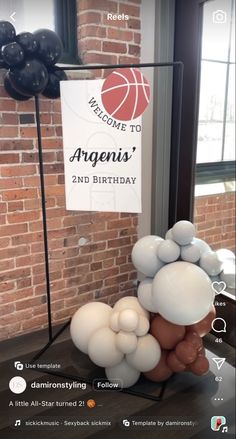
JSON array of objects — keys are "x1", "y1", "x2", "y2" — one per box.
[{"x1": 55, "y1": 0, "x2": 82, "y2": 65}]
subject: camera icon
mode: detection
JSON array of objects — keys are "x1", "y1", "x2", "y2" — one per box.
[
  {"x1": 14, "y1": 361, "x2": 24, "y2": 371},
  {"x1": 123, "y1": 419, "x2": 130, "y2": 427},
  {"x1": 212, "y1": 9, "x2": 227, "y2": 24}
]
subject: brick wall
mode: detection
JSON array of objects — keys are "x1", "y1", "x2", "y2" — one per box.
[
  {"x1": 0, "y1": 0, "x2": 141, "y2": 341},
  {"x1": 194, "y1": 192, "x2": 236, "y2": 253}
]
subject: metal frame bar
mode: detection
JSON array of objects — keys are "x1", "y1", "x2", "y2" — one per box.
[{"x1": 33, "y1": 61, "x2": 184, "y2": 401}]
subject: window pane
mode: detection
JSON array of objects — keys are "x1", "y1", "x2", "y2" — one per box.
[
  {"x1": 0, "y1": 0, "x2": 55, "y2": 33},
  {"x1": 201, "y1": 0, "x2": 232, "y2": 62},
  {"x1": 197, "y1": 61, "x2": 227, "y2": 163},
  {"x1": 224, "y1": 64, "x2": 235, "y2": 160}
]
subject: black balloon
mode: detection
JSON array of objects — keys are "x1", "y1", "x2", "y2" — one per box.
[
  {"x1": 16, "y1": 32, "x2": 38, "y2": 55},
  {"x1": 1, "y1": 42, "x2": 24, "y2": 66},
  {"x1": 34, "y1": 29, "x2": 63, "y2": 66},
  {"x1": 9, "y1": 59, "x2": 48, "y2": 96},
  {"x1": 0, "y1": 53, "x2": 8, "y2": 69},
  {"x1": 42, "y1": 67, "x2": 67, "y2": 98},
  {"x1": 4, "y1": 72, "x2": 32, "y2": 101},
  {"x1": 0, "y1": 20, "x2": 16, "y2": 46}
]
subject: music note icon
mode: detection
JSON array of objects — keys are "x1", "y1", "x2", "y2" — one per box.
[
  {"x1": 14, "y1": 419, "x2": 21, "y2": 427},
  {"x1": 222, "y1": 426, "x2": 228, "y2": 433}
]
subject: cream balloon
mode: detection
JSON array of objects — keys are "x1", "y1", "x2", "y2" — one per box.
[
  {"x1": 135, "y1": 315, "x2": 150, "y2": 336},
  {"x1": 157, "y1": 239, "x2": 180, "y2": 263},
  {"x1": 105, "y1": 359, "x2": 140, "y2": 388},
  {"x1": 152, "y1": 261, "x2": 214, "y2": 325},
  {"x1": 116, "y1": 331, "x2": 138, "y2": 354},
  {"x1": 200, "y1": 251, "x2": 223, "y2": 276},
  {"x1": 165, "y1": 228, "x2": 173, "y2": 240},
  {"x1": 118, "y1": 309, "x2": 139, "y2": 332},
  {"x1": 172, "y1": 221, "x2": 196, "y2": 245},
  {"x1": 131, "y1": 235, "x2": 164, "y2": 277},
  {"x1": 181, "y1": 242, "x2": 201, "y2": 263},
  {"x1": 126, "y1": 334, "x2": 161, "y2": 372},
  {"x1": 113, "y1": 296, "x2": 149, "y2": 319},
  {"x1": 88, "y1": 327, "x2": 123, "y2": 367},
  {"x1": 70, "y1": 302, "x2": 112, "y2": 354},
  {"x1": 109, "y1": 311, "x2": 120, "y2": 332},
  {"x1": 137, "y1": 278, "x2": 155, "y2": 312}
]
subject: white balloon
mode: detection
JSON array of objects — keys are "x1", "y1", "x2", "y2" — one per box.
[
  {"x1": 157, "y1": 239, "x2": 180, "y2": 263},
  {"x1": 113, "y1": 296, "x2": 149, "y2": 319},
  {"x1": 220, "y1": 262, "x2": 236, "y2": 288},
  {"x1": 105, "y1": 359, "x2": 140, "y2": 388},
  {"x1": 181, "y1": 243, "x2": 201, "y2": 263},
  {"x1": 116, "y1": 331, "x2": 138, "y2": 354},
  {"x1": 88, "y1": 327, "x2": 123, "y2": 367},
  {"x1": 172, "y1": 220, "x2": 196, "y2": 245},
  {"x1": 70, "y1": 302, "x2": 112, "y2": 354},
  {"x1": 126, "y1": 334, "x2": 161, "y2": 372},
  {"x1": 131, "y1": 235, "x2": 164, "y2": 277},
  {"x1": 118, "y1": 309, "x2": 139, "y2": 332},
  {"x1": 216, "y1": 248, "x2": 235, "y2": 263},
  {"x1": 200, "y1": 251, "x2": 223, "y2": 276},
  {"x1": 152, "y1": 261, "x2": 214, "y2": 325},
  {"x1": 109, "y1": 312, "x2": 120, "y2": 332},
  {"x1": 137, "y1": 278, "x2": 154, "y2": 312},
  {"x1": 192, "y1": 237, "x2": 211, "y2": 255},
  {"x1": 165, "y1": 228, "x2": 173, "y2": 240},
  {"x1": 135, "y1": 315, "x2": 150, "y2": 336}
]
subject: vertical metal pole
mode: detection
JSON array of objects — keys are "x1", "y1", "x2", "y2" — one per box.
[{"x1": 34, "y1": 95, "x2": 53, "y2": 342}]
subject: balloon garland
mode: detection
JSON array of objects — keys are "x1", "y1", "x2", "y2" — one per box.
[
  {"x1": 0, "y1": 20, "x2": 67, "y2": 100},
  {"x1": 70, "y1": 220, "x2": 235, "y2": 387}
]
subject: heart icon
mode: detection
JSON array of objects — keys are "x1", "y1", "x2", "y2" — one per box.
[{"x1": 212, "y1": 281, "x2": 226, "y2": 295}]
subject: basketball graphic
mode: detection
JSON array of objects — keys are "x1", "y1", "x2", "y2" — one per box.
[
  {"x1": 86, "y1": 399, "x2": 96, "y2": 408},
  {"x1": 101, "y1": 68, "x2": 150, "y2": 121}
]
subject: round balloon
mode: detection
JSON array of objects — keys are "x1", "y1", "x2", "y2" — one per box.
[
  {"x1": 152, "y1": 261, "x2": 214, "y2": 325},
  {"x1": 144, "y1": 350, "x2": 173, "y2": 382},
  {"x1": 4, "y1": 72, "x2": 32, "y2": 101},
  {"x1": 175, "y1": 341, "x2": 198, "y2": 364},
  {"x1": 180, "y1": 243, "x2": 201, "y2": 263},
  {"x1": 126, "y1": 334, "x2": 161, "y2": 372},
  {"x1": 16, "y1": 32, "x2": 38, "y2": 55},
  {"x1": 188, "y1": 305, "x2": 216, "y2": 337},
  {"x1": 42, "y1": 67, "x2": 67, "y2": 99},
  {"x1": 184, "y1": 331, "x2": 203, "y2": 352},
  {"x1": 70, "y1": 302, "x2": 112, "y2": 353},
  {"x1": 165, "y1": 228, "x2": 173, "y2": 240},
  {"x1": 131, "y1": 235, "x2": 164, "y2": 277},
  {"x1": 172, "y1": 220, "x2": 196, "y2": 245},
  {"x1": 116, "y1": 331, "x2": 138, "y2": 354},
  {"x1": 216, "y1": 248, "x2": 235, "y2": 263},
  {"x1": 137, "y1": 278, "x2": 155, "y2": 312},
  {"x1": 220, "y1": 261, "x2": 236, "y2": 288},
  {"x1": 109, "y1": 311, "x2": 120, "y2": 332},
  {"x1": 150, "y1": 315, "x2": 185, "y2": 349},
  {"x1": 105, "y1": 358, "x2": 140, "y2": 388},
  {"x1": 9, "y1": 59, "x2": 48, "y2": 96},
  {"x1": 1, "y1": 42, "x2": 24, "y2": 66},
  {"x1": 189, "y1": 355, "x2": 209, "y2": 375},
  {"x1": 134, "y1": 315, "x2": 150, "y2": 336},
  {"x1": 157, "y1": 239, "x2": 180, "y2": 263},
  {"x1": 113, "y1": 296, "x2": 149, "y2": 319},
  {"x1": 118, "y1": 309, "x2": 139, "y2": 332},
  {"x1": 34, "y1": 29, "x2": 63, "y2": 65},
  {"x1": 88, "y1": 327, "x2": 123, "y2": 367},
  {"x1": 0, "y1": 21, "x2": 16, "y2": 46},
  {"x1": 192, "y1": 237, "x2": 211, "y2": 255},
  {"x1": 167, "y1": 351, "x2": 186, "y2": 372},
  {"x1": 200, "y1": 251, "x2": 223, "y2": 276}
]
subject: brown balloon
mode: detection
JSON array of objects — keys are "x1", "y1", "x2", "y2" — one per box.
[
  {"x1": 150, "y1": 315, "x2": 186, "y2": 349},
  {"x1": 189, "y1": 355, "x2": 209, "y2": 376},
  {"x1": 144, "y1": 350, "x2": 173, "y2": 382},
  {"x1": 185, "y1": 331, "x2": 203, "y2": 352},
  {"x1": 175, "y1": 341, "x2": 198, "y2": 365},
  {"x1": 188, "y1": 306, "x2": 216, "y2": 337},
  {"x1": 167, "y1": 351, "x2": 187, "y2": 372}
]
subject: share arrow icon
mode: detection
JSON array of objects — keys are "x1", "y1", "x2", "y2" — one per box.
[{"x1": 212, "y1": 358, "x2": 226, "y2": 370}]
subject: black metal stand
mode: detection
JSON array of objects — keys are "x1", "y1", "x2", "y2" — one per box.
[{"x1": 32, "y1": 61, "x2": 184, "y2": 402}]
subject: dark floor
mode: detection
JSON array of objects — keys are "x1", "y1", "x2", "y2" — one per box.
[{"x1": 0, "y1": 325, "x2": 235, "y2": 439}]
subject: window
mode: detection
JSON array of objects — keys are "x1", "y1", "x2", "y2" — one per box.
[
  {"x1": 196, "y1": 0, "x2": 235, "y2": 184},
  {"x1": 0, "y1": 0, "x2": 80, "y2": 64}
]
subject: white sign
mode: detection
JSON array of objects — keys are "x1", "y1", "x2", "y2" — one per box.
[{"x1": 61, "y1": 69, "x2": 150, "y2": 213}]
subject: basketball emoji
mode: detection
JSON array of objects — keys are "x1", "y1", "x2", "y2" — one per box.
[
  {"x1": 86, "y1": 399, "x2": 96, "y2": 408},
  {"x1": 101, "y1": 68, "x2": 150, "y2": 121}
]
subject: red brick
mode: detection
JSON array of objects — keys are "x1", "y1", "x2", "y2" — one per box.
[
  {"x1": 103, "y1": 41, "x2": 127, "y2": 53},
  {"x1": 1, "y1": 223, "x2": 28, "y2": 237},
  {"x1": 1, "y1": 164, "x2": 36, "y2": 177},
  {"x1": 79, "y1": 0, "x2": 117, "y2": 12},
  {"x1": 0, "y1": 113, "x2": 18, "y2": 124},
  {"x1": 78, "y1": 25, "x2": 107, "y2": 38},
  {"x1": 0, "y1": 177, "x2": 23, "y2": 190},
  {"x1": 79, "y1": 11, "x2": 102, "y2": 25},
  {"x1": 83, "y1": 52, "x2": 117, "y2": 64},
  {"x1": 0, "y1": 100, "x2": 16, "y2": 111},
  {"x1": 0, "y1": 153, "x2": 20, "y2": 164},
  {"x1": 127, "y1": 18, "x2": 141, "y2": 29},
  {"x1": 107, "y1": 28, "x2": 133, "y2": 41},
  {"x1": 80, "y1": 38, "x2": 102, "y2": 53},
  {"x1": 119, "y1": 55, "x2": 139, "y2": 64},
  {"x1": 119, "y1": 3, "x2": 139, "y2": 17},
  {"x1": 128, "y1": 44, "x2": 140, "y2": 56},
  {"x1": 2, "y1": 188, "x2": 38, "y2": 201}
]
